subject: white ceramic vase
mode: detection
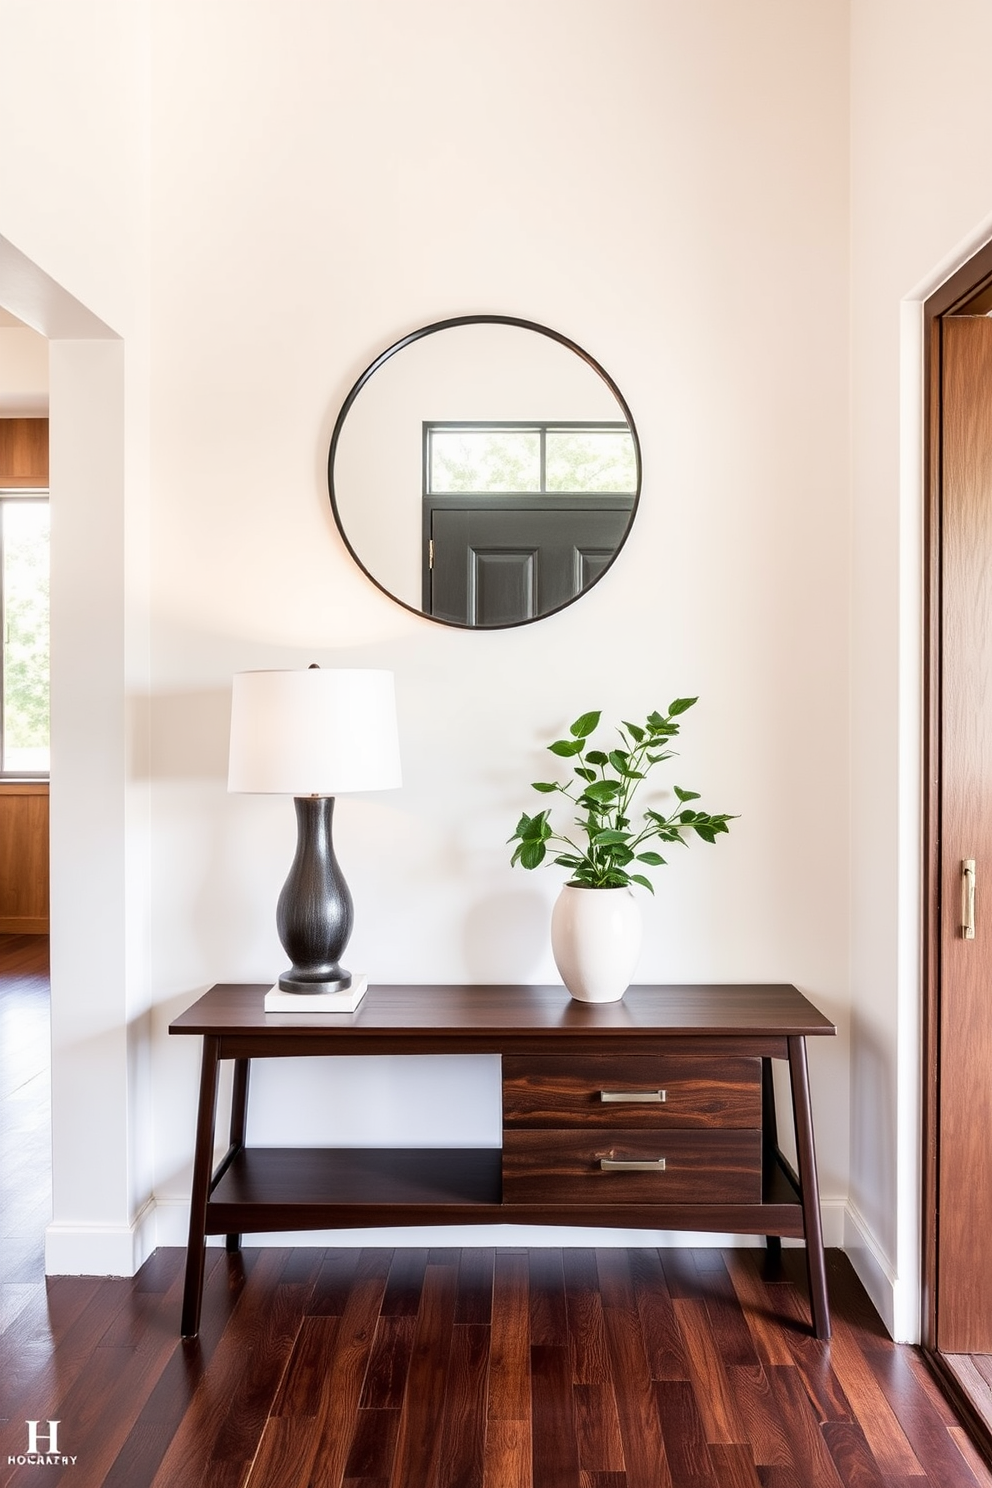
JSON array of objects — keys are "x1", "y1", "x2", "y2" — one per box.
[{"x1": 550, "y1": 884, "x2": 643, "y2": 1003}]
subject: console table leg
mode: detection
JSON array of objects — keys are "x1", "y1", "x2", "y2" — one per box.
[
  {"x1": 788, "y1": 1034, "x2": 831, "y2": 1339},
  {"x1": 761, "y1": 1058, "x2": 783, "y2": 1266},
  {"x1": 225, "y1": 1058, "x2": 250, "y2": 1252},
  {"x1": 181, "y1": 1035, "x2": 220, "y2": 1338}
]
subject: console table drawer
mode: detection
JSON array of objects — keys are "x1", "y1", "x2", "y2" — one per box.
[
  {"x1": 502, "y1": 1054, "x2": 761, "y2": 1129},
  {"x1": 502, "y1": 1128, "x2": 762, "y2": 1204}
]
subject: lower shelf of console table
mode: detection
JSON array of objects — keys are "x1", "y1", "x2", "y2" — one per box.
[{"x1": 170, "y1": 982, "x2": 836, "y2": 1340}]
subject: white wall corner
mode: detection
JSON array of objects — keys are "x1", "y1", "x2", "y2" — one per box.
[{"x1": 45, "y1": 1196, "x2": 158, "y2": 1278}]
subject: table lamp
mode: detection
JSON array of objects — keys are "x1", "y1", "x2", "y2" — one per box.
[{"x1": 228, "y1": 666, "x2": 401, "y2": 1012}]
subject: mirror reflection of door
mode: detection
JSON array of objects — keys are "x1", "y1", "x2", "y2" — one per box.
[
  {"x1": 422, "y1": 419, "x2": 636, "y2": 625},
  {"x1": 328, "y1": 318, "x2": 641, "y2": 629}
]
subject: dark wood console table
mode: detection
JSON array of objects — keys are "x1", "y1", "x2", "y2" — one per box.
[{"x1": 170, "y1": 982, "x2": 835, "y2": 1339}]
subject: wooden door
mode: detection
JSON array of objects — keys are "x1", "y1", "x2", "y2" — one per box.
[{"x1": 937, "y1": 315, "x2": 992, "y2": 1352}]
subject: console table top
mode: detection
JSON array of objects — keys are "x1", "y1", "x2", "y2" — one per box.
[{"x1": 169, "y1": 982, "x2": 835, "y2": 1040}]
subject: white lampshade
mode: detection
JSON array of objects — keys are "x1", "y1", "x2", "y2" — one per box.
[{"x1": 228, "y1": 667, "x2": 402, "y2": 795}]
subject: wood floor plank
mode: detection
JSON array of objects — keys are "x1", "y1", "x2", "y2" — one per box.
[
  {"x1": 454, "y1": 1247, "x2": 494, "y2": 1326},
  {"x1": 359, "y1": 1314, "x2": 417, "y2": 1411},
  {"x1": 562, "y1": 1249, "x2": 612, "y2": 1386},
  {"x1": 672, "y1": 1296, "x2": 744, "y2": 1446},
  {"x1": 573, "y1": 1382, "x2": 625, "y2": 1474},
  {"x1": 694, "y1": 1251, "x2": 761, "y2": 1368},
  {"x1": 482, "y1": 1419, "x2": 532, "y2": 1488},
  {"x1": 434, "y1": 1323, "x2": 490, "y2": 1488},
  {"x1": 488, "y1": 1251, "x2": 531, "y2": 1424},
  {"x1": 246, "y1": 1248, "x2": 392, "y2": 1488},
  {"x1": 596, "y1": 1250, "x2": 673, "y2": 1488},
  {"x1": 708, "y1": 1442, "x2": 764, "y2": 1488},
  {"x1": 725, "y1": 1250, "x2": 797, "y2": 1367},
  {"x1": 725, "y1": 1363, "x2": 796, "y2": 1470},
  {"x1": 388, "y1": 1259, "x2": 458, "y2": 1488},
  {"x1": 653, "y1": 1377, "x2": 719, "y2": 1486},
  {"x1": 763, "y1": 1364, "x2": 845, "y2": 1488},
  {"x1": 343, "y1": 1408, "x2": 401, "y2": 1480},
  {"x1": 149, "y1": 1249, "x2": 309, "y2": 1488},
  {"x1": 824, "y1": 1318, "x2": 926, "y2": 1478},
  {"x1": 530, "y1": 1249, "x2": 569, "y2": 1347},
  {"x1": 628, "y1": 1248, "x2": 689, "y2": 1381},
  {"x1": 531, "y1": 1343, "x2": 581, "y2": 1488},
  {"x1": 380, "y1": 1249, "x2": 429, "y2": 1318},
  {"x1": 820, "y1": 1420, "x2": 890, "y2": 1488}
]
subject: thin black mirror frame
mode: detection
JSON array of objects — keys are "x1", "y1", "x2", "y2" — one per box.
[{"x1": 327, "y1": 314, "x2": 642, "y2": 630}]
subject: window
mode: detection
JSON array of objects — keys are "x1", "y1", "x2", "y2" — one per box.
[
  {"x1": 0, "y1": 493, "x2": 49, "y2": 777},
  {"x1": 425, "y1": 422, "x2": 638, "y2": 497}
]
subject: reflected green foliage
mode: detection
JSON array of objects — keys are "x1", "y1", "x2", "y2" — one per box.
[
  {"x1": 430, "y1": 430, "x2": 541, "y2": 493},
  {"x1": 509, "y1": 700, "x2": 735, "y2": 891},
  {"x1": 546, "y1": 430, "x2": 637, "y2": 493}
]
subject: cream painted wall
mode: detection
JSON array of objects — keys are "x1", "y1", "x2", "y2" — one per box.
[
  {"x1": 848, "y1": 0, "x2": 992, "y2": 1340},
  {"x1": 0, "y1": 324, "x2": 48, "y2": 414},
  {"x1": 0, "y1": 0, "x2": 880, "y2": 1290},
  {"x1": 146, "y1": 1, "x2": 852, "y2": 1250}
]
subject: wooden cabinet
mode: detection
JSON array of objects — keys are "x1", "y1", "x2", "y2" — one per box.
[
  {"x1": 0, "y1": 418, "x2": 48, "y2": 488},
  {"x1": 170, "y1": 983, "x2": 835, "y2": 1339},
  {"x1": 0, "y1": 782, "x2": 49, "y2": 932}
]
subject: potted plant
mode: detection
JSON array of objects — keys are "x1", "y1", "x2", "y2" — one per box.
[{"x1": 509, "y1": 698, "x2": 735, "y2": 1002}]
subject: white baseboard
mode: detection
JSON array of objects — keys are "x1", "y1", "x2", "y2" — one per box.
[
  {"x1": 843, "y1": 1199, "x2": 919, "y2": 1341},
  {"x1": 45, "y1": 1197, "x2": 158, "y2": 1278}
]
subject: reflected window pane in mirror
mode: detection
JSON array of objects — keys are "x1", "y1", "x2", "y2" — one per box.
[
  {"x1": 327, "y1": 316, "x2": 641, "y2": 629},
  {"x1": 429, "y1": 428, "x2": 542, "y2": 493},
  {"x1": 546, "y1": 428, "x2": 638, "y2": 494}
]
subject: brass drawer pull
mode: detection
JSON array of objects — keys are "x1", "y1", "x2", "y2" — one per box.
[
  {"x1": 600, "y1": 1157, "x2": 667, "y2": 1172},
  {"x1": 599, "y1": 1089, "x2": 667, "y2": 1103}
]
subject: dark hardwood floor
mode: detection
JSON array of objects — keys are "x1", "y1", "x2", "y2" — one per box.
[{"x1": 1, "y1": 935, "x2": 991, "y2": 1487}]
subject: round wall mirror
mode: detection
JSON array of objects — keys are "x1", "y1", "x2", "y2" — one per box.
[{"x1": 327, "y1": 316, "x2": 641, "y2": 629}]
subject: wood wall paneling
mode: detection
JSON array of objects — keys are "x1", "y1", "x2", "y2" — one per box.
[{"x1": 0, "y1": 783, "x2": 49, "y2": 932}]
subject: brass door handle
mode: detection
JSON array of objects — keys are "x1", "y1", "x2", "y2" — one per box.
[
  {"x1": 963, "y1": 859, "x2": 976, "y2": 940},
  {"x1": 599, "y1": 1157, "x2": 666, "y2": 1172}
]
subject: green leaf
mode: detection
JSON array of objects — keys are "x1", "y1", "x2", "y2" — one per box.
[
  {"x1": 582, "y1": 780, "x2": 621, "y2": 802},
  {"x1": 631, "y1": 874, "x2": 655, "y2": 894},
  {"x1": 668, "y1": 696, "x2": 697, "y2": 716},
  {"x1": 636, "y1": 851, "x2": 666, "y2": 866},
  {"x1": 553, "y1": 854, "x2": 584, "y2": 869},
  {"x1": 531, "y1": 781, "x2": 558, "y2": 793},
  {"x1": 569, "y1": 710, "x2": 601, "y2": 738},
  {"x1": 574, "y1": 767, "x2": 596, "y2": 782},
  {"x1": 622, "y1": 721, "x2": 645, "y2": 742},
  {"x1": 519, "y1": 839, "x2": 547, "y2": 868},
  {"x1": 607, "y1": 750, "x2": 629, "y2": 772},
  {"x1": 549, "y1": 738, "x2": 583, "y2": 757},
  {"x1": 674, "y1": 786, "x2": 701, "y2": 802},
  {"x1": 592, "y1": 829, "x2": 632, "y2": 845},
  {"x1": 585, "y1": 750, "x2": 609, "y2": 766},
  {"x1": 693, "y1": 825, "x2": 717, "y2": 844}
]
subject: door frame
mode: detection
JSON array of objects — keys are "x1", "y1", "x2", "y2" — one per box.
[{"x1": 922, "y1": 236, "x2": 992, "y2": 1444}]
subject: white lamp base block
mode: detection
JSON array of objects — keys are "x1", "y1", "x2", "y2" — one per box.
[{"x1": 264, "y1": 973, "x2": 368, "y2": 1014}]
